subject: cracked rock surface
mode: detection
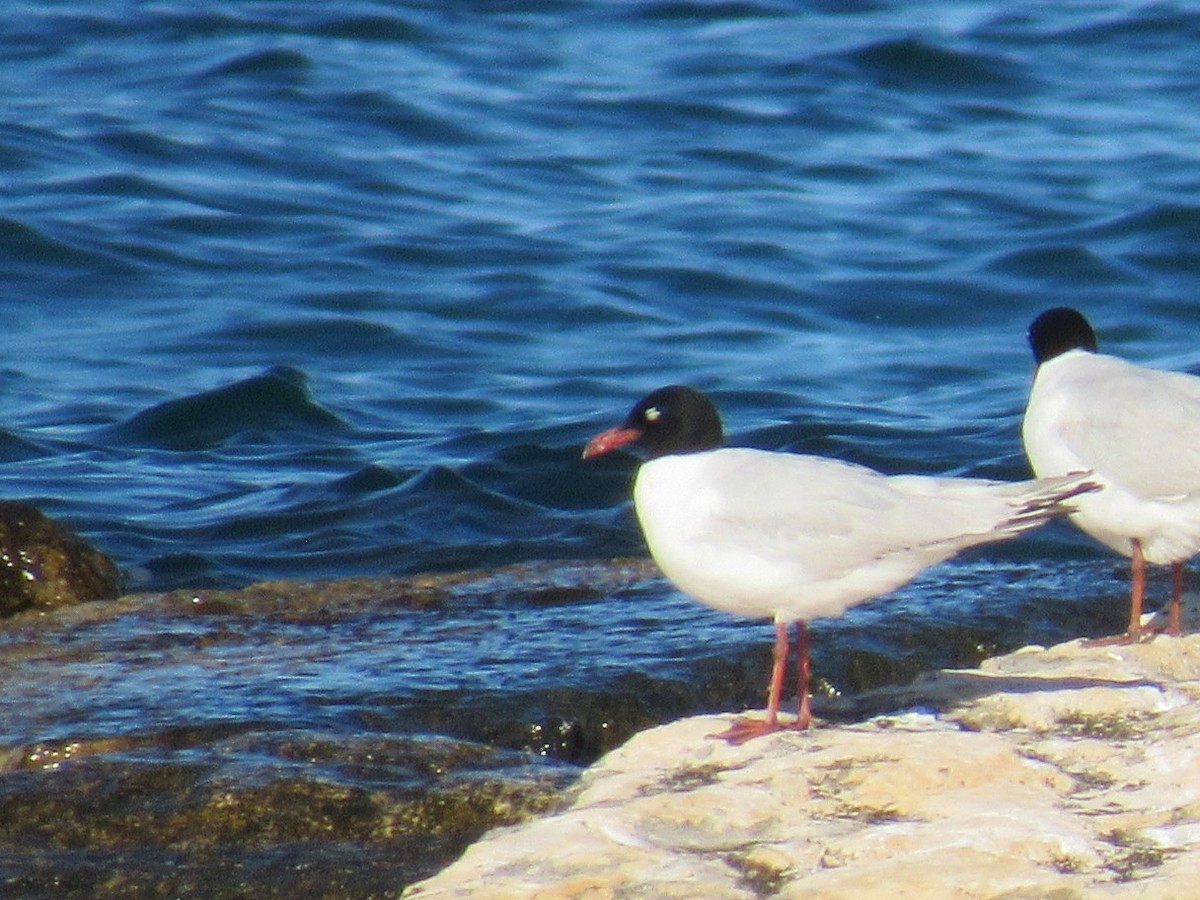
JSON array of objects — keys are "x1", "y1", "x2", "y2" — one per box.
[{"x1": 405, "y1": 633, "x2": 1200, "y2": 898}]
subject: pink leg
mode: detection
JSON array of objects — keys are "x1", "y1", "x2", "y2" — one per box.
[
  {"x1": 1167, "y1": 561, "x2": 1184, "y2": 637},
  {"x1": 711, "y1": 621, "x2": 814, "y2": 744},
  {"x1": 795, "y1": 620, "x2": 812, "y2": 729},
  {"x1": 765, "y1": 619, "x2": 788, "y2": 728},
  {"x1": 1128, "y1": 539, "x2": 1147, "y2": 639},
  {"x1": 1084, "y1": 539, "x2": 1148, "y2": 646},
  {"x1": 1118, "y1": 535, "x2": 1147, "y2": 643}
]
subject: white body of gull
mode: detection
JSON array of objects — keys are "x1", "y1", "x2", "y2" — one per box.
[{"x1": 1023, "y1": 306, "x2": 1200, "y2": 641}]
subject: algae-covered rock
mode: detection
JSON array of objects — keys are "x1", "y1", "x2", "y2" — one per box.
[
  {"x1": 0, "y1": 501, "x2": 120, "y2": 616},
  {"x1": 0, "y1": 732, "x2": 573, "y2": 899}
]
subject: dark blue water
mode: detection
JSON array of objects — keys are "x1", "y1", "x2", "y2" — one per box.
[{"x1": 3, "y1": 1, "x2": 1200, "y2": 735}]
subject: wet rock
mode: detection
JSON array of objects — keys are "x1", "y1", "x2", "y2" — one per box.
[
  {"x1": 0, "y1": 732, "x2": 573, "y2": 899},
  {"x1": 0, "y1": 501, "x2": 120, "y2": 616},
  {"x1": 405, "y1": 633, "x2": 1200, "y2": 898}
]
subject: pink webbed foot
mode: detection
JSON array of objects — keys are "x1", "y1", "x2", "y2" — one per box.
[
  {"x1": 1080, "y1": 628, "x2": 1152, "y2": 647},
  {"x1": 709, "y1": 620, "x2": 814, "y2": 745},
  {"x1": 709, "y1": 713, "x2": 810, "y2": 745}
]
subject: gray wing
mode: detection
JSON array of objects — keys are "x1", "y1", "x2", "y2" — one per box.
[
  {"x1": 1052, "y1": 357, "x2": 1200, "y2": 500},
  {"x1": 688, "y1": 449, "x2": 1022, "y2": 582}
]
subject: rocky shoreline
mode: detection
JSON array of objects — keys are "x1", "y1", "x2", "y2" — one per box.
[
  {"x1": 3, "y1": 501, "x2": 1196, "y2": 897},
  {"x1": 405, "y1": 630, "x2": 1200, "y2": 898}
]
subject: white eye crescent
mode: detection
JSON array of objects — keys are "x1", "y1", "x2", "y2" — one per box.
[{"x1": 644, "y1": 406, "x2": 661, "y2": 423}]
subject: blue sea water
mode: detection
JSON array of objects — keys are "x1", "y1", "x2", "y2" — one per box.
[{"x1": 3, "y1": 0, "x2": 1200, "y2": 747}]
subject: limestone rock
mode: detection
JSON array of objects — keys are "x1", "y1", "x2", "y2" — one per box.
[{"x1": 405, "y1": 633, "x2": 1200, "y2": 898}]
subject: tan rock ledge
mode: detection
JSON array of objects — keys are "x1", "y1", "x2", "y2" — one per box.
[{"x1": 404, "y1": 633, "x2": 1200, "y2": 899}]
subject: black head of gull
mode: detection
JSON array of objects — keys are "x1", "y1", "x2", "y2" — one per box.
[
  {"x1": 1028, "y1": 306, "x2": 1098, "y2": 365},
  {"x1": 582, "y1": 385, "x2": 723, "y2": 460}
]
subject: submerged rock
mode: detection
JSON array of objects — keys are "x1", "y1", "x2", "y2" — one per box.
[
  {"x1": 0, "y1": 501, "x2": 119, "y2": 616},
  {"x1": 0, "y1": 731, "x2": 573, "y2": 899},
  {"x1": 405, "y1": 633, "x2": 1200, "y2": 898}
]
